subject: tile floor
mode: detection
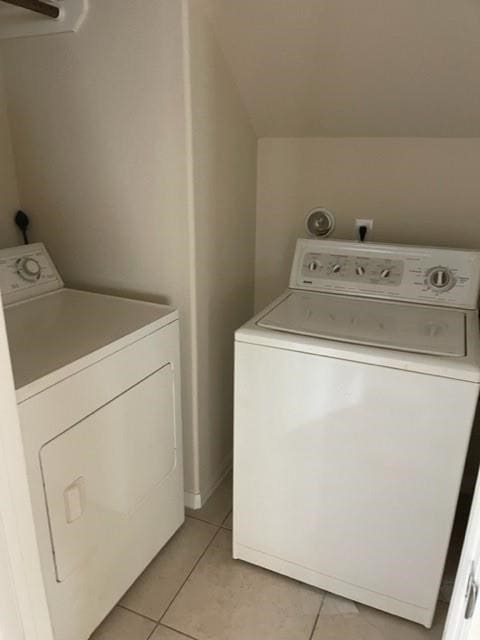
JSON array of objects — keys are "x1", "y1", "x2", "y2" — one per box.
[{"x1": 90, "y1": 472, "x2": 452, "y2": 640}]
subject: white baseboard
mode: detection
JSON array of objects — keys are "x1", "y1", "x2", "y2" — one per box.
[
  {"x1": 184, "y1": 452, "x2": 232, "y2": 510},
  {"x1": 184, "y1": 491, "x2": 202, "y2": 509}
]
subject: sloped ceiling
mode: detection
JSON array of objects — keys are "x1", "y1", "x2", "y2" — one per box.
[{"x1": 198, "y1": 0, "x2": 480, "y2": 137}]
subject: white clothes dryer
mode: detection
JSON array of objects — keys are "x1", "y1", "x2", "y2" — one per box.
[
  {"x1": 0, "y1": 243, "x2": 184, "y2": 640},
  {"x1": 233, "y1": 238, "x2": 480, "y2": 628}
]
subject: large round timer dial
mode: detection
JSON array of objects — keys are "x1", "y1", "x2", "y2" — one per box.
[
  {"x1": 425, "y1": 266, "x2": 455, "y2": 292},
  {"x1": 16, "y1": 256, "x2": 42, "y2": 282}
]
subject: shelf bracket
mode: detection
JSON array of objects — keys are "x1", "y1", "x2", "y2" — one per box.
[
  {"x1": 0, "y1": 0, "x2": 87, "y2": 39},
  {"x1": 0, "y1": 0, "x2": 60, "y2": 19}
]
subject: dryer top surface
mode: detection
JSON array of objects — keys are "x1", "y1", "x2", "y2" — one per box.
[{"x1": 5, "y1": 288, "x2": 177, "y2": 394}]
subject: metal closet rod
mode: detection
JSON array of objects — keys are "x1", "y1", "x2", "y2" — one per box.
[{"x1": 1, "y1": 0, "x2": 60, "y2": 18}]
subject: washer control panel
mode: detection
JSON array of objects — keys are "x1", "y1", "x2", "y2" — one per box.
[
  {"x1": 291, "y1": 239, "x2": 480, "y2": 309},
  {"x1": 303, "y1": 252, "x2": 404, "y2": 286},
  {"x1": 0, "y1": 243, "x2": 63, "y2": 306}
]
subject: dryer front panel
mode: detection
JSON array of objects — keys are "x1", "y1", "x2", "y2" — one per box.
[
  {"x1": 18, "y1": 321, "x2": 184, "y2": 640},
  {"x1": 40, "y1": 364, "x2": 176, "y2": 582}
]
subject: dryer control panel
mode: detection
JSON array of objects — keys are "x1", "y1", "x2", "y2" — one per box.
[
  {"x1": 290, "y1": 239, "x2": 480, "y2": 309},
  {"x1": 0, "y1": 243, "x2": 63, "y2": 306}
]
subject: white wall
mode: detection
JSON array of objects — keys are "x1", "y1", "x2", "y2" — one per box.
[
  {"x1": 256, "y1": 136, "x2": 480, "y2": 493},
  {"x1": 187, "y1": 2, "x2": 257, "y2": 499},
  {"x1": 0, "y1": 0, "x2": 257, "y2": 502},
  {"x1": 197, "y1": 0, "x2": 480, "y2": 138},
  {"x1": 0, "y1": 66, "x2": 19, "y2": 249},
  {"x1": 0, "y1": 0, "x2": 198, "y2": 494},
  {"x1": 256, "y1": 137, "x2": 480, "y2": 309}
]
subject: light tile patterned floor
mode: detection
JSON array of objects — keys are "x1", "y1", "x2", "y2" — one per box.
[
  {"x1": 311, "y1": 595, "x2": 447, "y2": 640},
  {"x1": 120, "y1": 518, "x2": 218, "y2": 620},
  {"x1": 90, "y1": 471, "x2": 451, "y2": 639},
  {"x1": 185, "y1": 472, "x2": 233, "y2": 526}
]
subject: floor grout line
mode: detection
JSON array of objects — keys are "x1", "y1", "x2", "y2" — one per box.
[
  {"x1": 120, "y1": 523, "x2": 222, "y2": 640},
  {"x1": 151, "y1": 525, "x2": 223, "y2": 633},
  {"x1": 308, "y1": 611, "x2": 321, "y2": 640},
  {"x1": 318, "y1": 591, "x2": 327, "y2": 616},
  {"x1": 146, "y1": 625, "x2": 157, "y2": 640},
  {"x1": 308, "y1": 591, "x2": 327, "y2": 640},
  {"x1": 220, "y1": 509, "x2": 232, "y2": 527},
  {"x1": 123, "y1": 510, "x2": 330, "y2": 640},
  {"x1": 145, "y1": 620, "x2": 166, "y2": 640},
  {"x1": 185, "y1": 513, "x2": 231, "y2": 529},
  {"x1": 157, "y1": 621, "x2": 201, "y2": 640},
  {"x1": 117, "y1": 603, "x2": 158, "y2": 623}
]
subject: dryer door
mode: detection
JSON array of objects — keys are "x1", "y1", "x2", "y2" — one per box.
[{"x1": 40, "y1": 364, "x2": 176, "y2": 582}]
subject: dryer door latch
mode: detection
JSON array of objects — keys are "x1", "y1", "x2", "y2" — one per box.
[
  {"x1": 465, "y1": 562, "x2": 479, "y2": 620},
  {"x1": 64, "y1": 477, "x2": 85, "y2": 524}
]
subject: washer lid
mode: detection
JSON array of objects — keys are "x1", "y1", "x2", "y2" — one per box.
[{"x1": 257, "y1": 291, "x2": 466, "y2": 357}]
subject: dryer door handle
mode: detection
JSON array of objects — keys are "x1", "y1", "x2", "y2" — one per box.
[{"x1": 64, "y1": 477, "x2": 85, "y2": 524}]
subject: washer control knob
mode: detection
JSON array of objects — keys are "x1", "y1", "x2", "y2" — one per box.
[
  {"x1": 332, "y1": 264, "x2": 341, "y2": 274},
  {"x1": 356, "y1": 266, "x2": 365, "y2": 276},
  {"x1": 428, "y1": 267, "x2": 453, "y2": 291},
  {"x1": 16, "y1": 257, "x2": 42, "y2": 281},
  {"x1": 307, "y1": 260, "x2": 319, "y2": 272},
  {"x1": 380, "y1": 268, "x2": 391, "y2": 279},
  {"x1": 431, "y1": 269, "x2": 448, "y2": 288}
]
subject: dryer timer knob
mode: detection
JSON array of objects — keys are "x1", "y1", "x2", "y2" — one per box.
[{"x1": 17, "y1": 257, "x2": 41, "y2": 282}]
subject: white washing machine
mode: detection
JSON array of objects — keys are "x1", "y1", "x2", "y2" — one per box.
[
  {"x1": 233, "y1": 238, "x2": 480, "y2": 628},
  {"x1": 0, "y1": 243, "x2": 184, "y2": 640}
]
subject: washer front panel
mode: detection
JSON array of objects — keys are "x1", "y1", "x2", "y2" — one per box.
[
  {"x1": 233, "y1": 340, "x2": 479, "y2": 625},
  {"x1": 290, "y1": 239, "x2": 480, "y2": 309}
]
